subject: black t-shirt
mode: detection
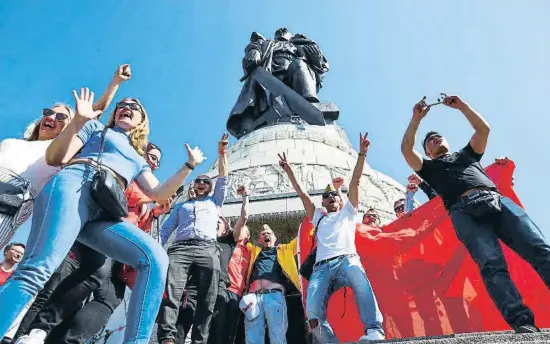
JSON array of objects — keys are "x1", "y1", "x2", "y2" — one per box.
[
  {"x1": 217, "y1": 234, "x2": 236, "y2": 285},
  {"x1": 249, "y1": 247, "x2": 286, "y2": 285},
  {"x1": 417, "y1": 143, "x2": 497, "y2": 209}
]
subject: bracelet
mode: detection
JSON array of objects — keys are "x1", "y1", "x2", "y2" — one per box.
[
  {"x1": 185, "y1": 162, "x2": 195, "y2": 170},
  {"x1": 242, "y1": 194, "x2": 249, "y2": 197},
  {"x1": 358, "y1": 152, "x2": 366, "y2": 156}
]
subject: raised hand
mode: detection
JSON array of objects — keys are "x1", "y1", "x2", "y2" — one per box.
[
  {"x1": 188, "y1": 188, "x2": 197, "y2": 200},
  {"x1": 495, "y1": 157, "x2": 510, "y2": 165},
  {"x1": 185, "y1": 144, "x2": 206, "y2": 167},
  {"x1": 278, "y1": 152, "x2": 291, "y2": 172},
  {"x1": 72, "y1": 88, "x2": 103, "y2": 120},
  {"x1": 332, "y1": 177, "x2": 344, "y2": 190},
  {"x1": 406, "y1": 183, "x2": 419, "y2": 193},
  {"x1": 407, "y1": 174, "x2": 422, "y2": 186},
  {"x1": 218, "y1": 133, "x2": 229, "y2": 154},
  {"x1": 113, "y1": 64, "x2": 132, "y2": 84},
  {"x1": 359, "y1": 132, "x2": 370, "y2": 154},
  {"x1": 237, "y1": 185, "x2": 249, "y2": 196},
  {"x1": 413, "y1": 97, "x2": 430, "y2": 120},
  {"x1": 442, "y1": 95, "x2": 467, "y2": 110},
  {"x1": 153, "y1": 202, "x2": 171, "y2": 216}
]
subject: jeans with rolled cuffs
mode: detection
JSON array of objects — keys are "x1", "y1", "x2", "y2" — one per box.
[
  {"x1": 0, "y1": 164, "x2": 168, "y2": 344},
  {"x1": 306, "y1": 254, "x2": 383, "y2": 343}
]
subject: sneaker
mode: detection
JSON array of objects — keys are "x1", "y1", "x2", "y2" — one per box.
[
  {"x1": 14, "y1": 329, "x2": 47, "y2": 344},
  {"x1": 359, "y1": 329, "x2": 385, "y2": 341},
  {"x1": 515, "y1": 325, "x2": 541, "y2": 333}
]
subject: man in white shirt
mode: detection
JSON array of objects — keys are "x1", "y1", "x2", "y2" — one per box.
[{"x1": 278, "y1": 132, "x2": 384, "y2": 343}]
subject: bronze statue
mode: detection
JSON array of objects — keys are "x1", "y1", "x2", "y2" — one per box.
[{"x1": 227, "y1": 28, "x2": 334, "y2": 138}]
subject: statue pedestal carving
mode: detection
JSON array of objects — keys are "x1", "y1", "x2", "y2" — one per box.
[{"x1": 169, "y1": 121, "x2": 409, "y2": 242}]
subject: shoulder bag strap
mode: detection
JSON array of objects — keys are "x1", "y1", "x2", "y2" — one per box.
[
  {"x1": 96, "y1": 125, "x2": 109, "y2": 170},
  {"x1": 310, "y1": 214, "x2": 326, "y2": 251}
]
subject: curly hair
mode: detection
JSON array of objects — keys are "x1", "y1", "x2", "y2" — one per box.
[
  {"x1": 24, "y1": 103, "x2": 75, "y2": 141},
  {"x1": 105, "y1": 98, "x2": 150, "y2": 156}
]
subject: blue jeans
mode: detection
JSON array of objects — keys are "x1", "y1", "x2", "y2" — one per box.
[
  {"x1": 450, "y1": 190, "x2": 550, "y2": 328},
  {"x1": 0, "y1": 164, "x2": 168, "y2": 344},
  {"x1": 306, "y1": 254, "x2": 383, "y2": 343},
  {"x1": 244, "y1": 291, "x2": 287, "y2": 344}
]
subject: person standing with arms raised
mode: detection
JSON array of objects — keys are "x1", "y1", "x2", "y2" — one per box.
[
  {"x1": 158, "y1": 134, "x2": 229, "y2": 344},
  {"x1": 401, "y1": 94, "x2": 550, "y2": 333},
  {"x1": 0, "y1": 86, "x2": 206, "y2": 344},
  {"x1": 279, "y1": 132, "x2": 384, "y2": 343}
]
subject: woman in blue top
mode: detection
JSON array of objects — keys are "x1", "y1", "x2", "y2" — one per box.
[{"x1": 0, "y1": 88, "x2": 205, "y2": 344}]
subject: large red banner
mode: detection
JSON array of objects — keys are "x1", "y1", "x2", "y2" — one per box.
[{"x1": 298, "y1": 160, "x2": 550, "y2": 341}]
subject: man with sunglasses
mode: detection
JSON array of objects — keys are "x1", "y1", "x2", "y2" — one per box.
[
  {"x1": 280, "y1": 132, "x2": 384, "y2": 343},
  {"x1": 401, "y1": 94, "x2": 550, "y2": 333},
  {"x1": 158, "y1": 134, "x2": 229, "y2": 344}
]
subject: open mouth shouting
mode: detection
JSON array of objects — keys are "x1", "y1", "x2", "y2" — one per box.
[
  {"x1": 119, "y1": 109, "x2": 133, "y2": 121},
  {"x1": 41, "y1": 117, "x2": 57, "y2": 130}
]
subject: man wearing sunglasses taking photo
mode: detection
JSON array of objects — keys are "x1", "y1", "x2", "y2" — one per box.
[
  {"x1": 280, "y1": 132, "x2": 384, "y2": 343},
  {"x1": 158, "y1": 134, "x2": 229, "y2": 344}
]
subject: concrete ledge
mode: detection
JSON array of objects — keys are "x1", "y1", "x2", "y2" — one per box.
[{"x1": 343, "y1": 330, "x2": 550, "y2": 344}]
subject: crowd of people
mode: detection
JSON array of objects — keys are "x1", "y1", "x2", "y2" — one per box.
[{"x1": 0, "y1": 63, "x2": 548, "y2": 344}]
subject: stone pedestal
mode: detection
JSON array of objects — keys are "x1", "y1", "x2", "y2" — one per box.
[{"x1": 167, "y1": 121, "x2": 409, "y2": 241}]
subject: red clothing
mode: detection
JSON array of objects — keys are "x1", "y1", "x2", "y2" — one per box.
[
  {"x1": 124, "y1": 181, "x2": 153, "y2": 229},
  {"x1": 119, "y1": 181, "x2": 156, "y2": 290},
  {"x1": 227, "y1": 239, "x2": 251, "y2": 297},
  {"x1": 0, "y1": 268, "x2": 13, "y2": 286}
]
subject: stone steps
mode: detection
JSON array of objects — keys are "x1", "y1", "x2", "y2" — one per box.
[{"x1": 345, "y1": 330, "x2": 550, "y2": 344}]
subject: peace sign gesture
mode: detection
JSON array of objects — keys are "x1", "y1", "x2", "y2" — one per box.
[
  {"x1": 278, "y1": 152, "x2": 291, "y2": 173},
  {"x1": 359, "y1": 132, "x2": 371, "y2": 154}
]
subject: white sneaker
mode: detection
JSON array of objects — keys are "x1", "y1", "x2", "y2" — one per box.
[
  {"x1": 14, "y1": 329, "x2": 47, "y2": 344},
  {"x1": 359, "y1": 329, "x2": 385, "y2": 341}
]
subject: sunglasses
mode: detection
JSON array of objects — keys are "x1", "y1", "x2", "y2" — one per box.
[
  {"x1": 365, "y1": 213, "x2": 379, "y2": 219},
  {"x1": 394, "y1": 205, "x2": 405, "y2": 213},
  {"x1": 194, "y1": 178, "x2": 212, "y2": 185},
  {"x1": 322, "y1": 191, "x2": 339, "y2": 199},
  {"x1": 116, "y1": 101, "x2": 143, "y2": 112},
  {"x1": 420, "y1": 93, "x2": 448, "y2": 107},
  {"x1": 42, "y1": 108, "x2": 69, "y2": 122}
]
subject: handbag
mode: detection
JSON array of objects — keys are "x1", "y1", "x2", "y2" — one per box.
[
  {"x1": 0, "y1": 171, "x2": 31, "y2": 216},
  {"x1": 299, "y1": 215, "x2": 326, "y2": 280},
  {"x1": 90, "y1": 126, "x2": 128, "y2": 220}
]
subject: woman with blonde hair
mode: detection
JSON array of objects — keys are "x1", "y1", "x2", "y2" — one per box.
[
  {"x1": 0, "y1": 86, "x2": 206, "y2": 344},
  {"x1": 0, "y1": 64, "x2": 131, "y2": 250}
]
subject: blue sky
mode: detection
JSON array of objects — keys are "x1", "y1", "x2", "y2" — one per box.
[{"x1": 1, "y1": 0, "x2": 549, "y2": 249}]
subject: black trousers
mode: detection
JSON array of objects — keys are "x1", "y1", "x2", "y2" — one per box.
[
  {"x1": 14, "y1": 243, "x2": 106, "y2": 339},
  {"x1": 207, "y1": 282, "x2": 241, "y2": 344},
  {"x1": 450, "y1": 190, "x2": 550, "y2": 328},
  {"x1": 176, "y1": 286, "x2": 198, "y2": 343},
  {"x1": 14, "y1": 243, "x2": 114, "y2": 343},
  {"x1": 44, "y1": 264, "x2": 126, "y2": 344},
  {"x1": 158, "y1": 241, "x2": 220, "y2": 344}
]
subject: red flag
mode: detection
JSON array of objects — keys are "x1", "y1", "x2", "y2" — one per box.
[{"x1": 298, "y1": 160, "x2": 550, "y2": 341}]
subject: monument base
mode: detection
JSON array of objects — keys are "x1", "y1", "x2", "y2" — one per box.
[{"x1": 346, "y1": 330, "x2": 550, "y2": 344}]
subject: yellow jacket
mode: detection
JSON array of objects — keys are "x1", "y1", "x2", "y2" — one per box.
[{"x1": 245, "y1": 238, "x2": 301, "y2": 292}]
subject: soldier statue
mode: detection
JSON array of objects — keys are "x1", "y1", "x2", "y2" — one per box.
[{"x1": 228, "y1": 28, "x2": 330, "y2": 138}]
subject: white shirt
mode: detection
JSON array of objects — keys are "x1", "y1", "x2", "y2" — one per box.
[
  {"x1": 0, "y1": 138, "x2": 60, "y2": 193},
  {"x1": 312, "y1": 201, "x2": 358, "y2": 262}
]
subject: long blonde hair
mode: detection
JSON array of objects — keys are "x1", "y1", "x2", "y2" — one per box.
[
  {"x1": 105, "y1": 98, "x2": 150, "y2": 155},
  {"x1": 24, "y1": 103, "x2": 75, "y2": 141}
]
